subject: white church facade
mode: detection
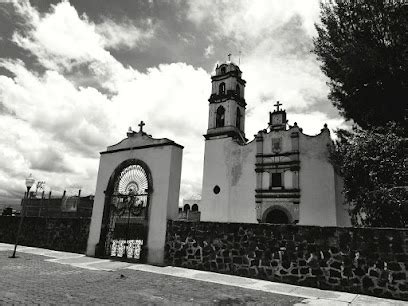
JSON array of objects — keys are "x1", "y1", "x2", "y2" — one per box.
[
  {"x1": 86, "y1": 60, "x2": 351, "y2": 263},
  {"x1": 200, "y1": 61, "x2": 351, "y2": 227}
]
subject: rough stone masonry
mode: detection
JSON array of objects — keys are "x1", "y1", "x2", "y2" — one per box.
[{"x1": 165, "y1": 221, "x2": 408, "y2": 301}]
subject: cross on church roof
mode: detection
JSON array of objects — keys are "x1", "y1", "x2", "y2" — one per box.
[
  {"x1": 227, "y1": 53, "x2": 231, "y2": 61},
  {"x1": 274, "y1": 101, "x2": 282, "y2": 111},
  {"x1": 138, "y1": 121, "x2": 145, "y2": 133}
]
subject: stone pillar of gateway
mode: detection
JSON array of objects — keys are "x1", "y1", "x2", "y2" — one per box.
[{"x1": 86, "y1": 122, "x2": 183, "y2": 265}]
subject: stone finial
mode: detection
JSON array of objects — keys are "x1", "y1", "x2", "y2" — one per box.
[
  {"x1": 294, "y1": 122, "x2": 298, "y2": 126},
  {"x1": 127, "y1": 126, "x2": 135, "y2": 137}
]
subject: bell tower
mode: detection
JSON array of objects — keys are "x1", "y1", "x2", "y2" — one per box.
[{"x1": 204, "y1": 61, "x2": 247, "y2": 143}]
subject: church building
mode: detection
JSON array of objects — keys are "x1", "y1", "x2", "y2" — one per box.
[{"x1": 200, "y1": 61, "x2": 351, "y2": 227}]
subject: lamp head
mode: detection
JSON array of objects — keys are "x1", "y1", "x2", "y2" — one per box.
[{"x1": 25, "y1": 173, "x2": 35, "y2": 189}]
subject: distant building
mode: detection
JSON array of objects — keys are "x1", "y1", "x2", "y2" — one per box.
[
  {"x1": 200, "y1": 61, "x2": 351, "y2": 226},
  {"x1": 178, "y1": 198, "x2": 201, "y2": 221},
  {"x1": 19, "y1": 194, "x2": 94, "y2": 218}
]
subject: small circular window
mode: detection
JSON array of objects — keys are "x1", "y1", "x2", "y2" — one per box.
[{"x1": 213, "y1": 185, "x2": 220, "y2": 194}]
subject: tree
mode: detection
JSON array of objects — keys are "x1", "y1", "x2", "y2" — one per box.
[
  {"x1": 314, "y1": 0, "x2": 408, "y2": 130},
  {"x1": 330, "y1": 124, "x2": 408, "y2": 227}
]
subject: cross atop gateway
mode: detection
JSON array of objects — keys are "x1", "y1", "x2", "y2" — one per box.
[
  {"x1": 274, "y1": 101, "x2": 282, "y2": 111},
  {"x1": 138, "y1": 121, "x2": 145, "y2": 133}
]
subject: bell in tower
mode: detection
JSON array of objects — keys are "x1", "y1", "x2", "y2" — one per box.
[{"x1": 204, "y1": 61, "x2": 247, "y2": 144}]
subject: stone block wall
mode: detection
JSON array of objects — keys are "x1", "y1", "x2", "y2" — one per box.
[
  {"x1": 166, "y1": 221, "x2": 408, "y2": 300},
  {"x1": 0, "y1": 216, "x2": 90, "y2": 254}
]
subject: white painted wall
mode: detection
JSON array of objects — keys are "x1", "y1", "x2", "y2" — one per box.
[
  {"x1": 334, "y1": 172, "x2": 352, "y2": 227},
  {"x1": 298, "y1": 130, "x2": 337, "y2": 226},
  {"x1": 201, "y1": 137, "x2": 257, "y2": 223}
]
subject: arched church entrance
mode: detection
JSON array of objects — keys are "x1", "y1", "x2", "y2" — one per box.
[
  {"x1": 264, "y1": 208, "x2": 290, "y2": 224},
  {"x1": 102, "y1": 159, "x2": 152, "y2": 262}
]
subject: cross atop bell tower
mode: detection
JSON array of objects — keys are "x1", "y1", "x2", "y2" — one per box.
[{"x1": 204, "y1": 61, "x2": 247, "y2": 143}]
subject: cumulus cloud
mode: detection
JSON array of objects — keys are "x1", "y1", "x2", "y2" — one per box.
[
  {"x1": 0, "y1": 0, "x2": 209, "y2": 206},
  {"x1": 96, "y1": 18, "x2": 155, "y2": 50},
  {"x1": 186, "y1": 0, "x2": 320, "y2": 40},
  {"x1": 11, "y1": 0, "x2": 151, "y2": 92},
  {"x1": 0, "y1": 58, "x2": 115, "y2": 156}
]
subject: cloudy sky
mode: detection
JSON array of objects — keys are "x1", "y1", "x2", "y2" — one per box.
[{"x1": 0, "y1": 0, "x2": 347, "y2": 207}]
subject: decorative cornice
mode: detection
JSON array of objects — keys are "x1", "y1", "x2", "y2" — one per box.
[
  {"x1": 255, "y1": 193, "x2": 301, "y2": 199},
  {"x1": 255, "y1": 188, "x2": 301, "y2": 199},
  {"x1": 255, "y1": 160, "x2": 300, "y2": 166},
  {"x1": 211, "y1": 72, "x2": 246, "y2": 85},
  {"x1": 208, "y1": 92, "x2": 246, "y2": 107},
  {"x1": 204, "y1": 127, "x2": 247, "y2": 144},
  {"x1": 255, "y1": 188, "x2": 300, "y2": 193},
  {"x1": 255, "y1": 160, "x2": 300, "y2": 172},
  {"x1": 256, "y1": 151, "x2": 299, "y2": 158},
  {"x1": 100, "y1": 142, "x2": 184, "y2": 155}
]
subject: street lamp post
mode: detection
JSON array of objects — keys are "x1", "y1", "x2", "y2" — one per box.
[{"x1": 10, "y1": 174, "x2": 35, "y2": 258}]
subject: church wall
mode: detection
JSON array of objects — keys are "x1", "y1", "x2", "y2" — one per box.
[
  {"x1": 334, "y1": 172, "x2": 352, "y2": 227},
  {"x1": 201, "y1": 138, "x2": 231, "y2": 222},
  {"x1": 200, "y1": 138, "x2": 257, "y2": 223},
  {"x1": 166, "y1": 220, "x2": 408, "y2": 301},
  {"x1": 227, "y1": 140, "x2": 257, "y2": 222},
  {"x1": 298, "y1": 131, "x2": 338, "y2": 226},
  {"x1": 86, "y1": 144, "x2": 182, "y2": 263},
  {"x1": 167, "y1": 146, "x2": 183, "y2": 220},
  {"x1": 0, "y1": 216, "x2": 90, "y2": 254}
]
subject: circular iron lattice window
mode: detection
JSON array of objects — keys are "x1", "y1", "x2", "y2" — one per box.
[
  {"x1": 114, "y1": 164, "x2": 149, "y2": 195},
  {"x1": 213, "y1": 185, "x2": 220, "y2": 194}
]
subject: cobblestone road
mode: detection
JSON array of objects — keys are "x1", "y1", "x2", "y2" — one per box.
[{"x1": 0, "y1": 251, "x2": 304, "y2": 305}]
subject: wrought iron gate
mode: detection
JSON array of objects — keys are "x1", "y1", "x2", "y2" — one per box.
[{"x1": 105, "y1": 164, "x2": 150, "y2": 262}]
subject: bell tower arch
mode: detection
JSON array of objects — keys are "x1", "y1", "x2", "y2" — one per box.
[{"x1": 205, "y1": 62, "x2": 247, "y2": 143}]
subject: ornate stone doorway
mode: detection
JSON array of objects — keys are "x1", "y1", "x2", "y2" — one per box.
[
  {"x1": 264, "y1": 208, "x2": 290, "y2": 224},
  {"x1": 102, "y1": 160, "x2": 152, "y2": 262}
]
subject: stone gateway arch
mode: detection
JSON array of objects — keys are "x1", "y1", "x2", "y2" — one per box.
[{"x1": 86, "y1": 124, "x2": 183, "y2": 265}]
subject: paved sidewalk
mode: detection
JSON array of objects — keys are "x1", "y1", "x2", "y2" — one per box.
[{"x1": 0, "y1": 243, "x2": 406, "y2": 305}]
